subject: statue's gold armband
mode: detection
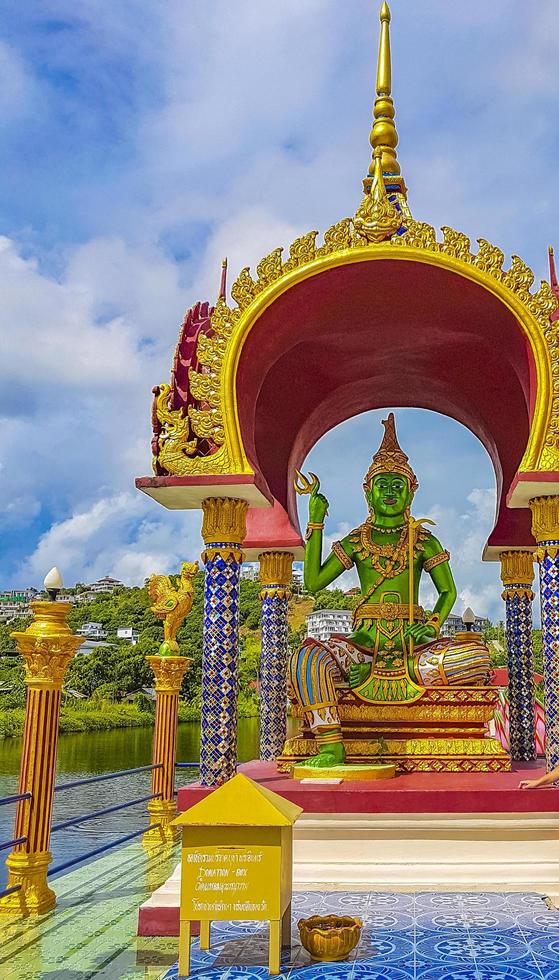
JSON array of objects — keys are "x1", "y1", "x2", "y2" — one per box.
[
  {"x1": 332, "y1": 540, "x2": 354, "y2": 570},
  {"x1": 423, "y1": 550, "x2": 450, "y2": 572}
]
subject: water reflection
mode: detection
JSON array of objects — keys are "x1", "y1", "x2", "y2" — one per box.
[{"x1": 0, "y1": 718, "x2": 263, "y2": 888}]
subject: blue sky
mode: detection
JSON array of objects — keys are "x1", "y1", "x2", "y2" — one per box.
[{"x1": 1, "y1": 1, "x2": 559, "y2": 622}]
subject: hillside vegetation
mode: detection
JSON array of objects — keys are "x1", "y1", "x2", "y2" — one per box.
[
  {"x1": 0, "y1": 574, "x2": 345, "y2": 734},
  {"x1": 1, "y1": 576, "x2": 539, "y2": 737}
]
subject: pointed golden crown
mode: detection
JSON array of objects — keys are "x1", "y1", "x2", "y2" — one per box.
[{"x1": 364, "y1": 412, "x2": 418, "y2": 492}]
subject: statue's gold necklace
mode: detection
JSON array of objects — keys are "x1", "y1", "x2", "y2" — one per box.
[
  {"x1": 352, "y1": 518, "x2": 409, "y2": 579},
  {"x1": 372, "y1": 522, "x2": 405, "y2": 535}
]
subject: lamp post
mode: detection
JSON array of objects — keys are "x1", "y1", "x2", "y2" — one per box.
[
  {"x1": 462, "y1": 607, "x2": 475, "y2": 632},
  {"x1": 0, "y1": 568, "x2": 82, "y2": 917}
]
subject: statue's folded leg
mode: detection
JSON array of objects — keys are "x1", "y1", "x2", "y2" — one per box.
[{"x1": 288, "y1": 638, "x2": 347, "y2": 763}]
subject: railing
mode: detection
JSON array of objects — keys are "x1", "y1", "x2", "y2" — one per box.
[
  {"x1": 0, "y1": 792, "x2": 31, "y2": 900},
  {"x1": 53, "y1": 764, "x2": 161, "y2": 793},
  {"x1": 48, "y1": 765, "x2": 163, "y2": 877}
]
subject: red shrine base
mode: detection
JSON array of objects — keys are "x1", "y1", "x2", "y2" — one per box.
[
  {"x1": 138, "y1": 760, "x2": 559, "y2": 937},
  {"x1": 176, "y1": 760, "x2": 558, "y2": 814}
]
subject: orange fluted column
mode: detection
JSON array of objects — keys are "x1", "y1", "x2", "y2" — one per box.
[
  {"x1": 143, "y1": 655, "x2": 191, "y2": 848},
  {"x1": 0, "y1": 600, "x2": 81, "y2": 917}
]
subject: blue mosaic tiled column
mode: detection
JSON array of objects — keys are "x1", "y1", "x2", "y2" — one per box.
[
  {"x1": 500, "y1": 551, "x2": 536, "y2": 761},
  {"x1": 200, "y1": 497, "x2": 248, "y2": 787},
  {"x1": 531, "y1": 496, "x2": 559, "y2": 772},
  {"x1": 258, "y1": 552, "x2": 294, "y2": 761}
]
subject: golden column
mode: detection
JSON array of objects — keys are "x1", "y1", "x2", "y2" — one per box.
[
  {"x1": 143, "y1": 656, "x2": 191, "y2": 847},
  {"x1": 499, "y1": 551, "x2": 536, "y2": 761},
  {"x1": 530, "y1": 496, "x2": 559, "y2": 770},
  {"x1": 0, "y1": 571, "x2": 82, "y2": 917},
  {"x1": 200, "y1": 497, "x2": 248, "y2": 786},
  {"x1": 259, "y1": 552, "x2": 294, "y2": 761},
  {"x1": 144, "y1": 561, "x2": 197, "y2": 845}
]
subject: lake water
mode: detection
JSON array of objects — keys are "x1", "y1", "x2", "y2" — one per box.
[{"x1": 0, "y1": 719, "x2": 264, "y2": 890}]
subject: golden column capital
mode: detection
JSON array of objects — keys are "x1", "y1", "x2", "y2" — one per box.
[
  {"x1": 259, "y1": 552, "x2": 294, "y2": 599},
  {"x1": 201, "y1": 496, "x2": 248, "y2": 563},
  {"x1": 12, "y1": 601, "x2": 82, "y2": 688},
  {"x1": 530, "y1": 495, "x2": 559, "y2": 560},
  {"x1": 499, "y1": 551, "x2": 535, "y2": 601},
  {"x1": 146, "y1": 655, "x2": 191, "y2": 693}
]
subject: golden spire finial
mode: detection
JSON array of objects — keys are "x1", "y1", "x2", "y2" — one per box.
[{"x1": 364, "y1": 1, "x2": 403, "y2": 194}]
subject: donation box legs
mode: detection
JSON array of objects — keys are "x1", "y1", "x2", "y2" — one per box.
[{"x1": 178, "y1": 909, "x2": 291, "y2": 978}]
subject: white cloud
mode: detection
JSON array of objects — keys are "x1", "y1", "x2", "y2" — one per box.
[{"x1": 18, "y1": 492, "x2": 201, "y2": 587}]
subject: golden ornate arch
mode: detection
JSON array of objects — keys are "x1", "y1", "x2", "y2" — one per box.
[{"x1": 153, "y1": 217, "x2": 558, "y2": 481}]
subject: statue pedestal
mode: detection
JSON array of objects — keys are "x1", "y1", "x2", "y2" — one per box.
[
  {"x1": 279, "y1": 686, "x2": 510, "y2": 774},
  {"x1": 293, "y1": 763, "x2": 396, "y2": 781}
]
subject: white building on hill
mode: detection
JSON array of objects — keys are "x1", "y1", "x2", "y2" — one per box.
[
  {"x1": 76, "y1": 622, "x2": 108, "y2": 640},
  {"x1": 117, "y1": 627, "x2": 140, "y2": 644},
  {"x1": 306, "y1": 608, "x2": 352, "y2": 643}
]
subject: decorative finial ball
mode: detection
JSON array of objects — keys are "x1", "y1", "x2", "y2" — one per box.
[{"x1": 44, "y1": 567, "x2": 64, "y2": 592}]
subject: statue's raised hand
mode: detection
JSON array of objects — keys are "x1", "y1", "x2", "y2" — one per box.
[{"x1": 308, "y1": 481, "x2": 329, "y2": 524}]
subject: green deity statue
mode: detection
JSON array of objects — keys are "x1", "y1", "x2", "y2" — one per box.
[{"x1": 289, "y1": 413, "x2": 490, "y2": 768}]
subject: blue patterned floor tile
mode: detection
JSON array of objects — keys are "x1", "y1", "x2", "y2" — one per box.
[
  {"x1": 516, "y1": 910, "x2": 559, "y2": 932},
  {"x1": 461, "y1": 894, "x2": 508, "y2": 909},
  {"x1": 366, "y1": 910, "x2": 415, "y2": 931},
  {"x1": 527, "y1": 930, "x2": 559, "y2": 963},
  {"x1": 415, "y1": 893, "x2": 466, "y2": 910},
  {"x1": 415, "y1": 966, "x2": 479, "y2": 980},
  {"x1": 467, "y1": 932, "x2": 532, "y2": 961},
  {"x1": 350, "y1": 965, "x2": 414, "y2": 980},
  {"x1": 414, "y1": 910, "x2": 467, "y2": 931},
  {"x1": 369, "y1": 892, "x2": 415, "y2": 909},
  {"x1": 506, "y1": 893, "x2": 548, "y2": 910},
  {"x1": 354, "y1": 933, "x2": 415, "y2": 963},
  {"x1": 294, "y1": 962, "x2": 354, "y2": 979},
  {"x1": 473, "y1": 966, "x2": 544, "y2": 980},
  {"x1": 461, "y1": 910, "x2": 518, "y2": 930},
  {"x1": 163, "y1": 890, "x2": 559, "y2": 980},
  {"x1": 415, "y1": 933, "x2": 476, "y2": 964}
]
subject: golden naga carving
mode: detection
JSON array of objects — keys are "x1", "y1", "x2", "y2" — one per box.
[
  {"x1": 148, "y1": 561, "x2": 199, "y2": 656},
  {"x1": 153, "y1": 384, "x2": 197, "y2": 475},
  {"x1": 354, "y1": 148, "x2": 403, "y2": 244}
]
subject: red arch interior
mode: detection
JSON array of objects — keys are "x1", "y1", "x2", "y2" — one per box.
[{"x1": 236, "y1": 259, "x2": 536, "y2": 550}]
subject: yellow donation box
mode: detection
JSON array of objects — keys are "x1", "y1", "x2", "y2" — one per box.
[{"x1": 173, "y1": 772, "x2": 303, "y2": 977}]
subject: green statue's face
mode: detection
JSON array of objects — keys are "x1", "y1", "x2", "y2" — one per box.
[{"x1": 366, "y1": 472, "x2": 413, "y2": 519}]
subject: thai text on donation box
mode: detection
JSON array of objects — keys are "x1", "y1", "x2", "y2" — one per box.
[{"x1": 173, "y1": 773, "x2": 303, "y2": 976}]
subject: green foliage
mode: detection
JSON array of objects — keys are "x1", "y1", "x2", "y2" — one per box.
[
  {"x1": 533, "y1": 629, "x2": 543, "y2": 675},
  {"x1": 133, "y1": 692, "x2": 156, "y2": 713},
  {"x1": 0, "y1": 702, "x2": 158, "y2": 738},
  {"x1": 312, "y1": 589, "x2": 357, "y2": 611},
  {"x1": 0, "y1": 616, "x2": 31, "y2": 655}
]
